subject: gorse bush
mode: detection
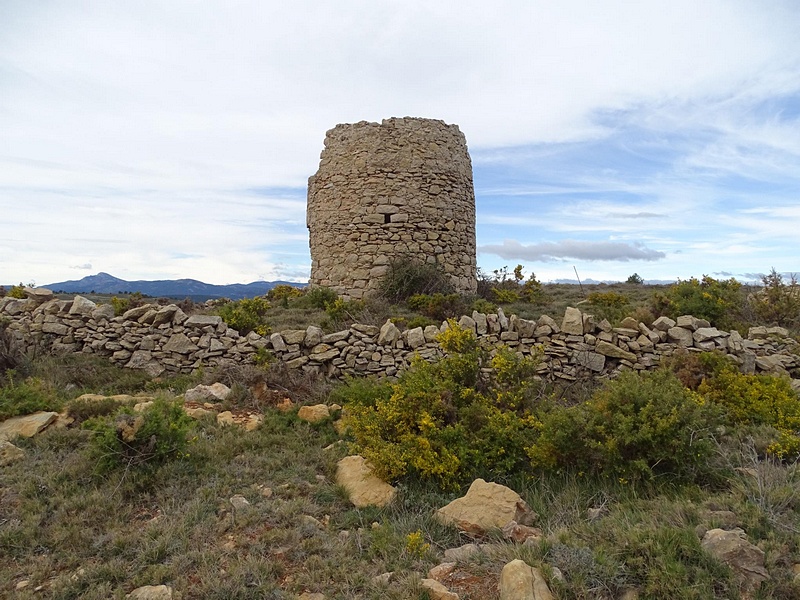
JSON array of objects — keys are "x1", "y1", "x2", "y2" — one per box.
[
  {"x1": 84, "y1": 398, "x2": 193, "y2": 474},
  {"x1": 216, "y1": 296, "x2": 271, "y2": 335},
  {"x1": 8, "y1": 283, "x2": 26, "y2": 299},
  {"x1": 406, "y1": 293, "x2": 467, "y2": 321},
  {"x1": 341, "y1": 322, "x2": 542, "y2": 488},
  {"x1": 654, "y1": 275, "x2": 743, "y2": 329},
  {"x1": 266, "y1": 284, "x2": 304, "y2": 303},
  {"x1": 527, "y1": 370, "x2": 723, "y2": 484},
  {"x1": 697, "y1": 364, "x2": 800, "y2": 459},
  {"x1": 302, "y1": 286, "x2": 339, "y2": 310},
  {"x1": 587, "y1": 291, "x2": 631, "y2": 325},
  {"x1": 110, "y1": 292, "x2": 145, "y2": 317}
]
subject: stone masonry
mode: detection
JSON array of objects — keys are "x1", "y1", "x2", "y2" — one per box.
[
  {"x1": 3, "y1": 291, "x2": 799, "y2": 390},
  {"x1": 307, "y1": 117, "x2": 477, "y2": 299}
]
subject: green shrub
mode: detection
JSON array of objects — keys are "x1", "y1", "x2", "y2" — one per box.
[
  {"x1": 379, "y1": 258, "x2": 454, "y2": 302},
  {"x1": 266, "y1": 284, "x2": 304, "y2": 302},
  {"x1": 341, "y1": 323, "x2": 541, "y2": 488},
  {"x1": 8, "y1": 283, "x2": 26, "y2": 299},
  {"x1": 109, "y1": 291, "x2": 145, "y2": 316},
  {"x1": 302, "y1": 286, "x2": 339, "y2": 310},
  {"x1": 325, "y1": 298, "x2": 365, "y2": 322},
  {"x1": 626, "y1": 273, "x2": 644, "y2": 285},
  {"x1": 216, "y1": 296, "x2": 271, "y2": 335},
  {"x1": 477, "y1": 265, "x2": 544, "y2": 304},
  {"x1": 406, "y1": 293, "x2": 466, "y2": 321},
  {"x1": 84, "y1": 398, "x2": 193, "y2": 474},
  {"x1": 654, "y1": 276, "x2": 743, "y2": 329},
  {"x1": 492, "y1": 287, "x2": 520, "y2": 304},
  {"x1": 587, "y1": 291, "x2": 631, "y2": 325},
  {"x1": 0, "y1": 376, "x2": 61, "y2": 420},
  {"x1": 698, "y1": 365, "x2": 800, "y2": 459},
  {"x1": 748, "y1": 268, "x2": 800, "y2": 331},
  {"x1": 470, "y1": 298, "x2": 497, "y2": 314},
  {"x1": 527, "y1": 370, "x2": 722, "y2": 483}
]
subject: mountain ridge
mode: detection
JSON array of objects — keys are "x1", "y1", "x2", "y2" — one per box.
[{"x1": 43, "y1": 272, "x2": 305, "y2": 301}]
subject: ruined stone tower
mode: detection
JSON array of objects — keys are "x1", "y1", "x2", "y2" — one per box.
[{"x1": 307, "y1": 117, "x2": 477, "y2": 299}]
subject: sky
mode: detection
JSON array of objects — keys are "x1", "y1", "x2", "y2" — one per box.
[{"x1": 2, "y1": 1, "x2": 800, "y2": 287}]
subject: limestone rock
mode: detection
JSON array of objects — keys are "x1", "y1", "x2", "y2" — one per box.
[
  {"x1": 500, "y1": 559, "x2": 553, "y2": 600},
  {"x1": 297, "y1": 404, "x2": 331, "y2": 423},
  {"x1": 428, "y1": 562, "x2": 457, "y2": 581},
  {"x1": 229, "y1": 495, "x2": 251, "y2": 510},
  {"x1": 163, "y1": 332, "x2": 199, "y2": 354},
  {"x1": 335, "y1": 455, "x2": 396, "y2": 508},
  {"x1": 185, "y1": 382, "x2": 232, "y2": 403},
  {"x1": 378, "y1": 320, "x2": 401, "y2": 345},
  {"x1": 436, "y1": 479, "x2": 536, "y2": 535},
  {"x1": 216, "y1": 411, "x2": 263, "y2": 431},
  {"x1": 701, "y1": 528, "x2": 769, "y2": 589},
  {"x1": 420, "y1": 578, "x2": 459, "y2": 600},
  {"x1": 304, "y1": 325, "x2": 324, "y2": 348},
  {"x1": 69, "y1": 295, "x2": 97, "y2": 316},
  {"x1": 443, "y1": 543, "x2": 482, "y2": 562},
  {"x1": 1, "y1": 440, "x2": 26, "y2": 466},
  {"x1": 406, "y1": 326, "x2": 426, "y2": 349},
  {"x1": 667, "y1": 326, "x2": 694, "y2": 348},
  {"x1": 126, "y1": 585, "x2": 173, "y2": 599},
  {"x1": 651, "y1": 316, "x2": 676, "y2": 331},
  {"x1": 0, "y1": 411, "x2": 59, "y2": 442},
  {"x1": 594, "y1": 340, "x2": 636, "y2": 362},
  {"x1": 561, "y1": 307, "x2": 586, "y2": 335},
  {"x1": 502, "y1": 521, "x2": 543, "y2": 543},
  {"x1": 297, "y1": 593, "x2": 325, "y2": 600}
]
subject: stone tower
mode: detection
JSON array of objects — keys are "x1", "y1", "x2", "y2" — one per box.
[{"x1": 307, "y1": 117, "x2": 477, "y2": 299}]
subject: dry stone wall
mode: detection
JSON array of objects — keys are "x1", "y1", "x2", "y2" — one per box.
[
  {"x1": 3, "y1": 291, "x2": 799, "y2": 389},
  {"x1": 307, "y1": 117, "x2": 477, "y2": 299}
]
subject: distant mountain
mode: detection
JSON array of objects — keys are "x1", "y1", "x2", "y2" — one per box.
[{"x1": 45, "y1": 272, "x2": 305, "y2": 301}]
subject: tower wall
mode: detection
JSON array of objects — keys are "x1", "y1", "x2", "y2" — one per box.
[{"x1": 307, "y1": 117, "x2": 477, "y2": 299}]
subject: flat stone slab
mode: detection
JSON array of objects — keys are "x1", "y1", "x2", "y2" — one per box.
[
  {"x1": 0, "y1": 411, "x2": 59, "y2": 442},
  {"x1": 336, "y1": 455, "x2": 396, "y2": 508},
  {"x1": 436, "y1": 478, "x2": 536, "y2": 535}
]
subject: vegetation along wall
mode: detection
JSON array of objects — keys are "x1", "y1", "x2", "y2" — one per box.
[
  {"x1": 307, "y1": 117, "x2": 477, "y2": 299},
  {"x1": 3, "y1": 289, "x2": 798, "y2": 388}
]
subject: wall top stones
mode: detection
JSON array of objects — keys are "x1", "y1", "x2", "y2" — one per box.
[
  {"x1": 307, "y1": 117, "x2": 477, "y2": 299},
  {"x1": 3, "y1": 291, "x2": 799, "y2": 391}
]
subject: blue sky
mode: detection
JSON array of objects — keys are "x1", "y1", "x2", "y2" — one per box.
[{"x1": 1, "y1": 1, "x2": 799, "y2": 286}]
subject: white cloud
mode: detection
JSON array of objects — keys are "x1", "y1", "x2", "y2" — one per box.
[
  {"x1": 1, "y1": 1, "x2": 799, "y2": 284},
  {"x1": 479, "y1": 239, "x2": 666, "y2": 262}
]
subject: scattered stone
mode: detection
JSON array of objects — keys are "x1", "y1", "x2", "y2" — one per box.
[
  {"x1": 216, "y1": 411, "x2": 263, "y2": 431},
  {"x1": 436, "y1": 479, "x2": 536, "y2": 535},
  {"x1": 420, "y1": 578, "x2": 459, "y2": 600},
  {"x1": 0, "y1": 440, "x2": 26, "y2": 466},
  {"x1": 16, "y1": 580, "x2": 30, "y2": 590},
  {"x1": 0, "y1": 411, "x2": 59, "y2": 442},
  {"x1": 587, "y1": 506, "x2": 609, "y2": 521},
  {"x1": 428, "y1": 562, "x2": 457, "y2": 581},
  {"x1": 297, "y1": 593, "x2": 325, "y2": 600},
  {"x1": 502, "y1": 521, "x2": 543, "y2": 543},
  {"x1": 561, "y1": 307, "x2": 586, "y2": 335},
  {"x1": 701, "y1": 528, "x2": 769, "y2": 590},
  {"x1": 184, "y1": 382, "x2": 232, "y2": 403},
  {"x1": 373, "y1": 572, "x2": 395, "y2": 585},
  {"x1": 499, "y1": 559, "x2": 553, "y2": 600},
  {"x1": 335, "y1": 455, "x2": 396, "y2": 507},
  {"x1": 297, "y1": 404, "x2": 331, "y2": 423},
  {"x1": 229, "y1": 495, "x2": 251, "y2": 510},
  {"x1": 126, "y1": 585, "x2": 173, "y2": 599},
  {"x1": 444, "y1": 543, "x2": 482, "y2": 562}
]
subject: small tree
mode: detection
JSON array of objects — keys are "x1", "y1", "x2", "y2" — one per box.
[{"x1": 626, "y1": 273, "x2": 644, "y2": 285}]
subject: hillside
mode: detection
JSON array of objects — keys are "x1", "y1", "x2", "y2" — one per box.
[{"x1": 43, "y1": 272, "x2": 304, "y2": 301}]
